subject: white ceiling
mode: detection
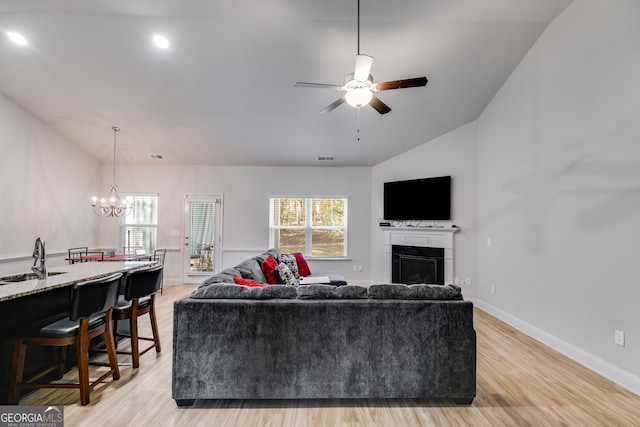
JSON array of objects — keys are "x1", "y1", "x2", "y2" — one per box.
[{"x1": 0, "y1": 0, "x2": 573, "y2": 167}]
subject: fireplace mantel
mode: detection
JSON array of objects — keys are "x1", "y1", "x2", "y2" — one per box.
[{"x1": 381, "y1": 226, "x2": 459, "y2": 284}]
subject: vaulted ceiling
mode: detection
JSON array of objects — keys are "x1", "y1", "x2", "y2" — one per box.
[{"x1": 0, "y1": 0, "x2": 573, "y2": 166}]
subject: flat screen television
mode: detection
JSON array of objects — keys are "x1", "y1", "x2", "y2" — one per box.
[{"x1": 383, "y1": 175, "x2": 451, "y2": 221}]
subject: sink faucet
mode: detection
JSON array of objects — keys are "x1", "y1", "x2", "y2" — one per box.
[{"x1": 31, "y1": 237, "x2": 47, "y2": 279}]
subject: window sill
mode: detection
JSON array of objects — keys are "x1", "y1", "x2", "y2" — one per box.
[{"x1": 305, "y1": 257, "x2": 351, "y2": 262}]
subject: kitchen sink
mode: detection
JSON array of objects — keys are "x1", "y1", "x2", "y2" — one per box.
[{"x1": 0, "y1": 271, "x2": 67, "y2": 285}]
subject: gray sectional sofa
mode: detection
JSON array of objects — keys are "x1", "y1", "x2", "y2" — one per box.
[{"x1": 172, "y1": 249, "x2": 476, "y2": 406}]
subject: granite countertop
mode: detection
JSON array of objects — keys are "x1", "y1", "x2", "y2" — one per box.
[{"x1": 0, "y1": 261, "x2": 155, "y2": 302}]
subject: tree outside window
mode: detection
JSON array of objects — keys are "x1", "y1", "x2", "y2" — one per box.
[{"x1": 269, "y1": 197, "x2": 347, "y2": 257}]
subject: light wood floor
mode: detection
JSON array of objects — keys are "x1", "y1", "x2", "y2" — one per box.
[{"x1": 19, "y1": 284, "x2": 640, "y2": 426}]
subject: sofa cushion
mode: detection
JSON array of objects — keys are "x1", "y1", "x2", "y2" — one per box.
[
  {"x1": 190, "y1": 284, "x2": 297, "y2": 299},
  {"x1": 261, "y1": 255, "x2": 279, "y2": 284},
  {"x1": 297, "y1": 284, "x2": 368, "y2": 299},
  {"x1": 233, "y1": 277, "x2": 267, "y2": 288},
  {"x1": 278, "y1": 253, "x2": 300, "y2": 279},
  {"x1": 235, "y1": 259, "x2": 267, "y2": 283},
  {"x1": 293, "y1": 252, "x2": 311, "y2": 276},
  {"x1": 368, "y1": 284, "x2": 463, "y2": 300},
  {"x1": 274, "y1": 263, "x2": 299, "y2": 287}
]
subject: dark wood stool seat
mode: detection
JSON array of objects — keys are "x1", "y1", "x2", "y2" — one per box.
[{"x1": 9, "y1": 272, "x2": 123, "y2": 405}]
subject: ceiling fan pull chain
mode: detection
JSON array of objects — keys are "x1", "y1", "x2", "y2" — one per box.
[{"x1": 357, "y1": 108, "x2": 361, "y2": 141}]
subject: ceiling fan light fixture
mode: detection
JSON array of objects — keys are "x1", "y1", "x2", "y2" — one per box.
[
  {"x1": 345, "y1": 88, "x2": 373, "y2": 108},
  {"x1": 294, "y1": 0, "x2": 427, "y2": 115}
]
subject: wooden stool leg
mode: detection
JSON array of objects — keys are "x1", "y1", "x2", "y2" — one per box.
[
  {"x1": 103, "y1": 310, "x2": 120, "y2": 380},
  {"x1": 113, "y1": 319, "x2": 120, "y2": 350},
  {"x1": 130, "y1": 302, "x2": 140, "y2": 369},
  {"x1": 9, "y1": 339, "x2": 27, "y2": 404},
  {"x1": 56, "y1": 346, "x2": 67, "y2": 379},
  {"x1": 76, "y1": 319, "x2": 91, "y2": 406},
  {"x1": 149, "y1": 297, "x2": 161, "y2": 353}
]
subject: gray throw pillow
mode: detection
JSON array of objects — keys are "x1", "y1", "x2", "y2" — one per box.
[
  {"x1": 263, "y1": 248, "x2": 282, "y2": 260},
  {"x1": 234, "y1": 259, "x2": 268, "y2": 283}
]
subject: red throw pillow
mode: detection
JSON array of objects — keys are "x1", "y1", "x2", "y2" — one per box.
[
  {"x1": 293, "y1": 252, "x2": 311, "y2": 276},
  {"x1": 261, "y1": 255, "x2": 279, "y2": 284},
  {"x1": 233, "y1": 277, "x2": 267, "y2": 288}
]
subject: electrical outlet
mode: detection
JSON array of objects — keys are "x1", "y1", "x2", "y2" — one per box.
[
  {"x1": 454, "y1": 277, "x2": 460, "y2": 285},
  {"x1": 464, "y1": 278, "x2": 471, "y2": 286},
  {"x1": 615, "y1": 329, "x2": 625, "y2": 347},
  {"x1": 358, "y1": 265, "x2": 364, "y2": 272},
  {"x1": 353, "y1": 265, "x2": 358, "y2": 272},
  {"x1": 490, "y1": 284, "x2": 495, "y2": 294}
]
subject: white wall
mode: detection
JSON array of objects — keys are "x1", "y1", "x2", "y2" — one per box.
[
  {"x1": 0, "y1": 92, "x2": 100, "y2": 275},
  {"x1": 370, "y1": 121, "x2": 478, "y2": 296},
  {"x1": 476, "y1": 0, "x2": 640, "y2": 393},
  {"x1": 97, "y1": 164, "x2": 372, "y2": 284}
]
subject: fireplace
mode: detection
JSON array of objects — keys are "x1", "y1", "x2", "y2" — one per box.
[
  {"x1": 392, "y1": 245, "x2": 445, "y2": 285},
  {"x1": 383, "y1": 227, "x2": 458, "y2": 285}
]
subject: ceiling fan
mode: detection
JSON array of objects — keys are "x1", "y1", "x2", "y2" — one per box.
[{"x1": 294, "y1": 0, "x2": 428, "y2": 115}]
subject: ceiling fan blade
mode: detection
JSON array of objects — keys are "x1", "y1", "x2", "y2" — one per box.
[
  {"x1": 376, "y1": 77, "x2": 428, "y2": 91},
  {"x1": 294, "y1": 82, "x2": 343, "y2": 89},
  {"x1": 353, "y1": 54, "x2": 373, "y2": 82},
  {"x1": 320, "y1": 97, "x2": 346, "y2": 114},
  {"x1": 369, "y1": 95, "x2": 391, "y2": 115}
]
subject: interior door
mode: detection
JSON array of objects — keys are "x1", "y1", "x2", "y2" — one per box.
[{"x1": 183, "y1": 194, "x2": 222, "y2": 284}]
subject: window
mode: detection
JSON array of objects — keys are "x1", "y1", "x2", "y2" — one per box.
[
  {"x1": 120, "y1": 194, "x2": 158, "y2": 254},
  {"x1": 269, "y1": 197, "x2": 348, "y2": 258}
]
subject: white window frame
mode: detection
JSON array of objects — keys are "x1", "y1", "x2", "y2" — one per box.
[
  {"x1": 119, "y1": 193, "x2": 159, "y2": 254},
  {"x1": 269, "y1": 196, "x2": 348, "y2": 259}
]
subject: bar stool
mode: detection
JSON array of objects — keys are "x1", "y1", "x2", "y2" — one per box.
[
  {"x1": 10, "y1": 272, "x2": 122, "y2": 405},
  {"x1": 112, "y1": 264, "x2": 163, "y2": 368},
  {"x1": 153, "y1": 249, "x2": 166, "y2": 294}
]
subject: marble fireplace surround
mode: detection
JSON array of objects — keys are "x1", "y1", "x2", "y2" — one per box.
[{"x1": 382, "y1": 227, "x2": 459, "y2": 285}]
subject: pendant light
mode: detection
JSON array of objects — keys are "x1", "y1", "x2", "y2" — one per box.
[{"x1": 91, "y1": 126, "x2": 131, "y2": 217}]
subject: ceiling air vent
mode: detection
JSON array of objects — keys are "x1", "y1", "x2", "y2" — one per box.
[{"x1": 316, "y1": 155, "x2": 336, "y2": 162}]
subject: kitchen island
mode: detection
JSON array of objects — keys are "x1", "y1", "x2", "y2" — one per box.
[{"x1": 0, "y1": 261, "x2": 156, "y2": 404}]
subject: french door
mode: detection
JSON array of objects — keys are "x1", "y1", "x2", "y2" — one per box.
[{"x1": 183, "y1": 194, "x2": 222, "y2": 284}]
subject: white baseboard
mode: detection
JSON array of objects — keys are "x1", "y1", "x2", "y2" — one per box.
[{"x1": 472, "y1": 298, "x2": 640, "y2": 397}]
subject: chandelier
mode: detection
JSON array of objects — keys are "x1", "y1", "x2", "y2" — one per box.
[{"x1": 91, "y1": 126, "x2": 131, "y2": 217}]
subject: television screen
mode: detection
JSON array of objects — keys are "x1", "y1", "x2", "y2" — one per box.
[{"x1": 383, "y1": 176, "x2": 451, "y2": 221}]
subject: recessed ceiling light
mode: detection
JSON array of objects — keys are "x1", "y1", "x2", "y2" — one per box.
[
  {"x1": 7, "y1": 32, "x2": 28, "y2": 46},
  {"x1": 152, "y1": 35, "x2": 169, "y2": 49}
]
